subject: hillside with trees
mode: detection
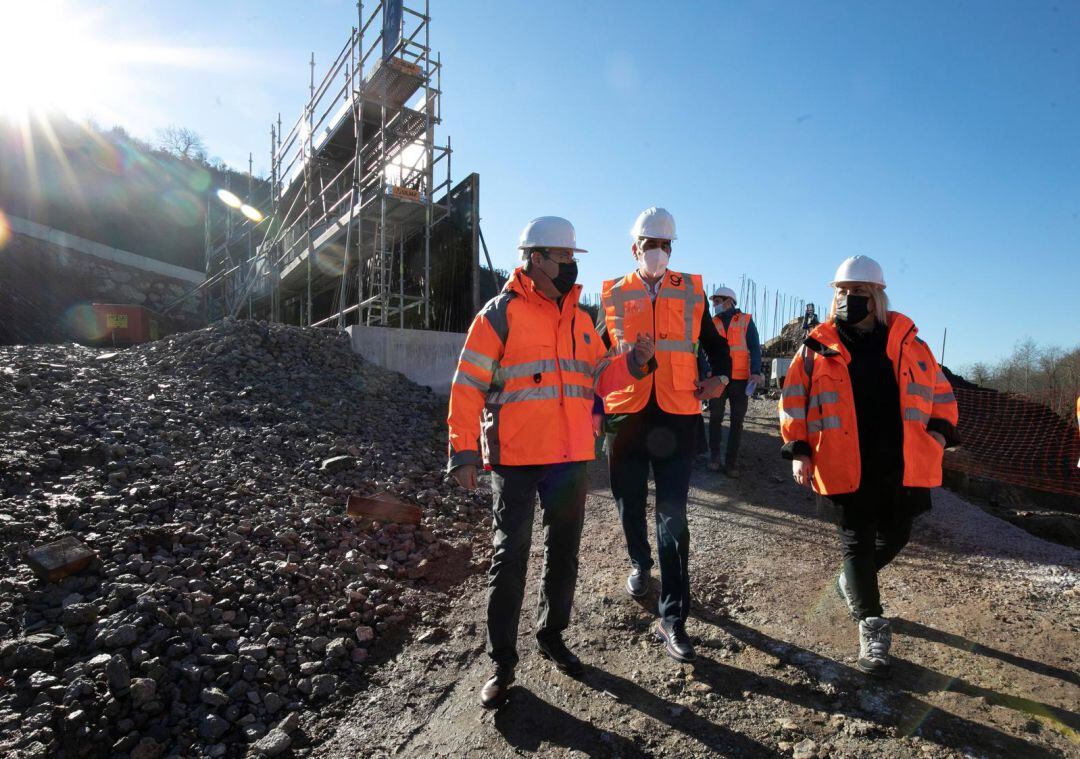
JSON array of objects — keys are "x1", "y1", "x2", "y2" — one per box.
[{"x1": 0, "y1": 114, "x2": 268, "y2": 271}]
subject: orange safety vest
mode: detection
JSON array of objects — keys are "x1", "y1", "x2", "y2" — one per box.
[
  {"x1": 713, "y1": 311, "x2": 752, "y2": 380},
  {"x1": 447, "y1": 268, "x2": 640, "y2": 469},
  {"x1": 778, "y1": 312, "x2": 959, "y2": 495},
  {"x1": 601, "y1": 269, "x2": 705, "y2": 415}
]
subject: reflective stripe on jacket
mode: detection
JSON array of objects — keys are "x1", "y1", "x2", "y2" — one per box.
[
  {"x1": 778, "y1": 312, "x2": 959, "y2": 494},
  {"x1": 601, "y1": 269, "x2": 705, "y2": 415},
  {"x1": 714, "y1": 311, "x2": 752, "y2": 380},
  {"x1": 447, "y1": 268, "x2": 646, "y2": 470}
]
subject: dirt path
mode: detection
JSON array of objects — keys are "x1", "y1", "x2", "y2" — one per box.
[{"x1": 312, "y1": 398, "x2": 1080, "y2": 758}]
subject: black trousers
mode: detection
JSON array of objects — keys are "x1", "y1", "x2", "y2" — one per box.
[
  {"x1": 608, "y1": 413, "x2": 694, "y2": 625},
  {"x1": 707, "y1": 379, "x2": 748, "y2": 465},
  {"x1": 486, "y1": 462, "x2": 588, "y2": 668},
  {"x1": 837, "y1": 510, "x2": 914, "y2": 620}
]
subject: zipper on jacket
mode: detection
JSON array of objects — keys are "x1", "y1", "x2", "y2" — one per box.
[
  {"x1": 894, "y1": 322, "x2": 916, "y2": 486},
  {"x1": 571, "y1": 308, "x2": 577, "y2": 361}
]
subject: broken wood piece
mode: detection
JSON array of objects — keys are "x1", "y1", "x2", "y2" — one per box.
[
  {"x1": 25, "y1": 536, "x2": 97, "y2": 582},
  {"x1": 346, "y1": 493, "x2": 422, "y2": 525}
]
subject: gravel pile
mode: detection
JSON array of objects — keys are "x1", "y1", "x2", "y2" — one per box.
[{"x1": 0, "y1": 319, "x2": 484, "y2": 758}]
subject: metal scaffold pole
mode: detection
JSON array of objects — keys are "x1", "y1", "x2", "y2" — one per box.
[{"x1": 198, "y1": 0, "x2": 453, "y2": 331}]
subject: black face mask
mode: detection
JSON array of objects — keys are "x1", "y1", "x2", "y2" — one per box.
[
  {"x1": 835, "y1": 294, "x2": 871, "y2": 324},
  {"x1": 547, "y1": 258, "x2": 578, "y2": 295}
]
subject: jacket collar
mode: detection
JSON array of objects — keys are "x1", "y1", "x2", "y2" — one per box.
[{"x1": 804, "y1": 311, "x2": 917, "y2": 363}]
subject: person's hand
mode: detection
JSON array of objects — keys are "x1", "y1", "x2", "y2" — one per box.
[
  {"x1": 929, "y1": 431, "x2": 946, "y2": 448},
  {"x1": 451, "y1": 464, "x2": 478, "y2": 490},
  {"x1": 750, "y1": 373, "x2": 765, "y2": 386},
  {"x1": 632, "y1": 333, "x2": 655, "y2": 366},
  {"x1": 792, "y1": 455, "x2": 814, "y2": 488},
  {"x1": 694, "y1": 375, "x2": 728, "y2": 400},
  {"x1": 592, "y1": 414, "x2": 603, "y2": 438}
]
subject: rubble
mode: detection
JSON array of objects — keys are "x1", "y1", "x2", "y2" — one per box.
[{"x1": 0, "y1": 319, "x2": 486, "y2": 758}]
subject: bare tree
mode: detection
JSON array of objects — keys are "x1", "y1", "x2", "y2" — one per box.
[{"x1": 157, "y1": 125, "x2": 208, "y2": 162}]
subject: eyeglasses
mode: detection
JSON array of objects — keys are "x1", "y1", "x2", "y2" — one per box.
[{"x1": 537, "y1": 249, "x2": 578, "y2": 264}]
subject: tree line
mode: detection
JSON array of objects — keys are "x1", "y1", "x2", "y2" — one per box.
[{"x1": 963, "y1": 338, "x2": 1080, "y2": 422}]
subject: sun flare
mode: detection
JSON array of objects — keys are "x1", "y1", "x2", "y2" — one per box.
[{"x1": 0, "y1": 2, "x2": 122, "y2": 120}]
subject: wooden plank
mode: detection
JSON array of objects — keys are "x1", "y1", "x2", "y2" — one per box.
[{"x1": 346, "y1": 493, "x2": 422, "y2": 525}]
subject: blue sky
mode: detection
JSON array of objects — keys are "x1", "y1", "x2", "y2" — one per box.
[{"x1": 19, "y1": 1, "x2": 1080, "y2": 368}]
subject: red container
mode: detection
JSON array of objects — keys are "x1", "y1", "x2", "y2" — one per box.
[{"x1": 90, "y1": 304, "x2": 166, "y2": 345}]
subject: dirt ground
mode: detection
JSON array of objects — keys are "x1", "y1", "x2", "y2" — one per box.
[{"x1": 307, "y1": 397, "x2": 1079, "y2": 758}]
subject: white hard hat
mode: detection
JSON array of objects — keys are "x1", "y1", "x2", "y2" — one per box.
[
  {"x1": 830, "y1": 255, "x2": 886, "y2": 288},
  {"x1": 518, "y1": 216, "x2": 587, "y2": 259},
  {"x1": 711, "y1": 286, "x2": 737, "y2": 302},
  {"x1": 630, "y1": 206, "x2": 677, "y2": 241}
]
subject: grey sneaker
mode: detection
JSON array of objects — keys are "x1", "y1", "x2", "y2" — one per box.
[
  {"x1": 626, "y1": 567, "x2": 649, "y2": 597},
  {"x1": 835, "y1": 567, "x2": 858, "y2": 621},
  {"x1": 857, "y1": 617, "x2": 892, "y2": 676}
]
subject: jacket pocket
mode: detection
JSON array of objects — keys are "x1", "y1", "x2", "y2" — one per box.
[{"x1": 670, "y1": 353, "x2": 700, "y2": 391}]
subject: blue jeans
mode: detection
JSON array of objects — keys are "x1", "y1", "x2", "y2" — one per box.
[{"x1": 607, "y1": 413, "x2": 694, "y2": 625}]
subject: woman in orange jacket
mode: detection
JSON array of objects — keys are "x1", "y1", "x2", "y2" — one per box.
[{"x1": 779, "y1": 255, "x2": 959, "y2": 676}]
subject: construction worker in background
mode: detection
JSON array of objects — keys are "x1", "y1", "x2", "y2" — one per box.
[
  {"x1": 598, "y1": 207, "x2": 731, "y2": 664},
  {"x1": 707, "y1": 286, "x2": 764, "y2": 476},
  {"x1": 779, "y1": 255, "x2": 960, "y2": 677},
  {"x1": 802, "y1": 303, "x2": 820, "y2": 337},
  {"x1": 447, "y1": 216, "x2": 655, "y2": 709}
]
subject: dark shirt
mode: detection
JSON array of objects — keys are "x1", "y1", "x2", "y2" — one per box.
[{"x1": 836, "y1": 321, "x2": 903, "y2": 489}]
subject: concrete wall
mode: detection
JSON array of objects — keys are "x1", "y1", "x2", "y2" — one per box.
[
  {"x1": 0, "y1": 216, "x2": 206, "y2": 345},
  {"x1": 347, "y1": 325, "x2": 465, "y2": 395}
]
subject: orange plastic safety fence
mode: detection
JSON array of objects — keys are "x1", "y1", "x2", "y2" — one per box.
[{"x1": 945, "y1": 387, "x2": 1080, "y2": 497}]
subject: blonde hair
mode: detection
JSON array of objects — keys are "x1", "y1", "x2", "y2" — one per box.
[{"x1": 829, "y1": 285, "x2": 889, "y2": 325}]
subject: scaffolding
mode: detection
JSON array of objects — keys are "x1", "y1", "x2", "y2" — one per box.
[{"x1": 209, "y1": 0, "x2": 452, "y2": 328}]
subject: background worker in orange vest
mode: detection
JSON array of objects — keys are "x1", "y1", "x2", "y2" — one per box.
[
  {"x1": 598, "y1": 207, "x2": 731, "y2": 664},
  {"x1": 707, "y1": 286, "x2": 764, "y2": 477},
  {"x1": 779, "y1": 255, "x2": 960, "y2": 677},
  {"x1": 448, "y1": 216, "x2": 655, "y2": 709}
]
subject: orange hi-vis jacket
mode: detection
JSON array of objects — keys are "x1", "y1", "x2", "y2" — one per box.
[
  {"x1": 601, "y1": 269, "x2": 705, "y2": 415},
  {"x1": 714, "y1": 311, "x2": 752, "y2": 380},
  {"x1": 778, "y1": 312, "x2": 959, "y2": 495},
  {"x1": 447, "y1": 268, "x2": 649, "y2": 471}
]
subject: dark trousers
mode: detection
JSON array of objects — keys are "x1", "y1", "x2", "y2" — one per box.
[
  {"x1": 608, "y1": 419, "x2": 694, "y2": 625},
  {"x1": 837, "y1": 511, "x2": 914, "y2": 620},
  {"x1": 707, "y1": 379, "x2": 748, "y2": 465},
  {"x1": 486, "y1": 462, "x2": 588, "y2": 668}
]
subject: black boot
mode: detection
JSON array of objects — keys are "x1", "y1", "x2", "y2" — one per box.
[
  {"x1": 655, "y1": 619, "x2": 696, "y2": 663},
  {"x1": 536, "y1": 633, "x2": 584, "y2": 676},
  {"x1": 479, "y1": 665, "x2": 515, "y2": 708}
]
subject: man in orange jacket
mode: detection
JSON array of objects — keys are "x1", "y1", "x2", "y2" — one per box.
[
  {"x1": 448, "y1": 216, "x2": 654, "y2": 709},
  {"x1": 599, "y1": 207, "x2": 731, "y2": 664}
]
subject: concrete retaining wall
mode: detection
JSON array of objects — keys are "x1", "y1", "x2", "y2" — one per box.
[
  {"x1": 0, "y1": 216, "x2": 206, "y2": 345},
  {"x1": 347, "y1": 325, "x2": 465, "y2": 395}
]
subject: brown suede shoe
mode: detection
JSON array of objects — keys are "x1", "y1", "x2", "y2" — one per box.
[{"x1": 479, "y1": 666, "x2": 514, "y2": 709}]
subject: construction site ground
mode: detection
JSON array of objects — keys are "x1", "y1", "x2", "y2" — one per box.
[{"x1": 311, "y1": 397, "x2": 1079, "y2": 759}]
